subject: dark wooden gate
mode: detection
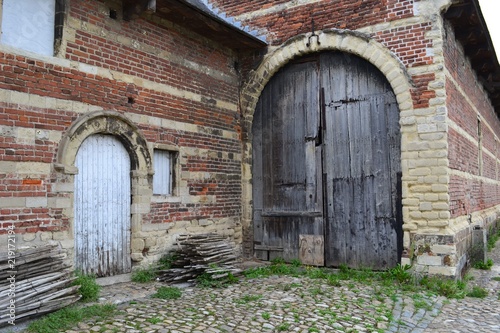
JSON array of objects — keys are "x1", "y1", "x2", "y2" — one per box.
[
  {"x1": 252, "y1": 52, "x2": 402, "y2": 269},
  {"x1": 252, "y1": 59, "x2": 325, "y2": 265}
]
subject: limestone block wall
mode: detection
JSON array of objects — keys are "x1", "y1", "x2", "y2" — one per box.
[{"x1": 0, "y1": 0, "x2": 245, "y2": 268}]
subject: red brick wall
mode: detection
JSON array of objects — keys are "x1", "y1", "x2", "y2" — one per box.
[
  {"x1": 4, "y1": 0, "x2": 500, "y2": 240},
  {"x1": 231, "y1": 0, "x2": 435, "y2": 109},
  {"x1": 210, "y1": 0, "x2": 413, "y2": 40},
  {"x1": 0, "y1": 0, "x2": 243, "y2": 234},
  {"x1": 373, "y1": 23, "x2": 433, "y2": 68},
  {"x1": 448, "y1": 127, "x2": 479, "y2": 175},
  {"x1": 143, "y1": 133, "x2": 242, "y2": 225},
  {"x1": 450, "y1": 175, "x2": 500, "y2": 218},
  {"x1": 444, "y1": 22, "x2": 500, "y2": 218},
  {"x1": 0, "y1": 102, "x2": 73, "y2": 234}
]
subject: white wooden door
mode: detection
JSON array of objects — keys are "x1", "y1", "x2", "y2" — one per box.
[{"x1": 74, "y1": 134, "x2": 131, "y2": 277}]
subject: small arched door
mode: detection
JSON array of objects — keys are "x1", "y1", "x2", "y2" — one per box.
[
  {"x1": 74, "y1": 134, "x2": 131, "y2": 276},
  {"x1": 252, "y1": 52, "x2": 402, "y2": 269}
]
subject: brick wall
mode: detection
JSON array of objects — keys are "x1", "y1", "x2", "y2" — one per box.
[
  {"x1": 211, "y1": 0, "x2": 413, "y2": 44},
  {"x1": 444, "y1": 21, "x2": 500, "y2": 220},
  {"x1": 0, "y1": 0, "x2": 244, "y2": 259},
  {"x1": 228, "y1": 0, "x2": 436, "y2": 111},
  {"x1": 3, "y1": 0, "x2": 500, "y2": 276}
]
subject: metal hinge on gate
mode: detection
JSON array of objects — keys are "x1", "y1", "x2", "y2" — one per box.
[
  {"x1": 317, "y1": 88, "x2": 325, "y2": 146},
  {"x1": 325, "y1": 101, "x2": 342, "y2": 109},
  {"x1": 325, "y1": 98, "x2": 365, "y2": 109}
]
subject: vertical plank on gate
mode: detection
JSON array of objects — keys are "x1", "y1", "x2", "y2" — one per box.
[
  {"x1": 253, "y1": 58, "x2": 322, "y2": 262},
  {"x1": 322, "y1": 52, "x2": 401, "y2": 269}
]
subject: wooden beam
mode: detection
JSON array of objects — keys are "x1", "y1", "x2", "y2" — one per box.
[
  {"x1": 466, "y1": 47, "x2": 490, "y2": 61},
  {"x1": 456, "y1": 28, "x2": 485, "y2": 46},
  {"x1": 444, "y1": 6, "x2": 465, "y2": 20},
  {"x1": 479, "y1": 62, "x2": 494, "y2": 73},
  {"x1": 484, "y1": 82, "x2": 500, "y2": 90}
]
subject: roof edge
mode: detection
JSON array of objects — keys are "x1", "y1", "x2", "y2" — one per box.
[{"x1": 181, "y1": 0, "x2": 267, "y2": 45}]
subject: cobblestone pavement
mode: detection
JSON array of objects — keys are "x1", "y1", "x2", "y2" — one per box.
[
  {"x1": 9, "y1": 241, "x2": 500, "y2": 333},
  {"x1": 71, "y1": 276, "x2": 398, "y2": 333},
  {"x1": 423, "y1": 239, "x2": 500, "y2": 333}
]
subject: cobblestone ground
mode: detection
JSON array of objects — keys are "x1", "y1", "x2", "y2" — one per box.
[
  {"x1": 66, "y1": 276, "x2": 398, "y2": 333},
  {"x1": 9, "y1": 240, "x2": 500, "y2": 333},
  {"x1": 423, "y1": 238, "x2": 500, "y2": 333}
]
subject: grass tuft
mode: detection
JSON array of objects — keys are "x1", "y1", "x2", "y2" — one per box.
[
  {"x1": 326, "y1": 273, "x2": 341, "y2": 287},
  {"x1": 418, "y1": 276, "x2": 467, "y2": 299},
  {"x1": 235, "y1": 294, "x2": 263, "y2": 304},
  {"x1": 385, "y1": 264, "x2": 413, "y2": 284},
  {"x1": 196, "y1": 270, "x2": 239, "y2": 288},
  {"x1": 305, "y1": 267, "x2": 328, "y2": 279},
  {"x1": 487, "y1": 226, "x2": 500, "y2": 251},
  {"x1": 277, "y1": 322, "x2": 291, "y2": 331},
  {"x1": 27, "y1": 304, "x2": 116, "y2": 333},
  {"x1": 151, "y1": 286, "x2": 182, "y2": 299},
  {"x1": 147, "y1": 317, "x2": 162, "y2": 324},
  {"x1": 131, "y1": 267, "x2": 156, "y2": 283},
  {"x1": 73, "y1": 271, "x2": 100, "y2": 302},
  {"x1": 473, "y1": 258, "x2": 494, "y2": 270},
  {"x1": 243, "y1": 258, "x2": 301, "y2": 278},
  {"x1": 158, "y1": 253, "x2": 178, "y2": 270},
  {"x1": 132, "y1": 253, "x2": 179, "y2": 283},
  {"x1": 467, "y1": 286, "x2": 489, "y2": 298}
]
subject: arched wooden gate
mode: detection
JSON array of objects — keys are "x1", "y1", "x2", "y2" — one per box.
[{"x1": 252, "y1": 52, "x2": 402, "y2": 269}]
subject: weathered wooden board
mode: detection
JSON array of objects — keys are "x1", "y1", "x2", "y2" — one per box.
[
  {"x1": 299, "y1": 234, "x2": 324, "y2": 266},
  {"x1": 320, "y1": 52, "x2": 402, "y2": 269},
  {"x1": 0, "y1": 245, "x2": 81, "y2": 327},
  {"x1": 253, "y1": 59, "x2": 323, "y2": 262}
]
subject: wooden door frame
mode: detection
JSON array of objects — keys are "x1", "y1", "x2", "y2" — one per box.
[{"x1": 239, "y1": 29, "x2": 414, "y2": 261}]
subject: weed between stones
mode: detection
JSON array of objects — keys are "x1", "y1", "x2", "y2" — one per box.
[{"x1": 151, "y1": 286, "x2": 182, "y2": 299}]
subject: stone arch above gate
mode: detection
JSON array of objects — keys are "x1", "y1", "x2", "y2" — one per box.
[
  {"x1": 56, "y1": 110, "x2": 152, "y2": 174},
  {"x1": 240, "y1": 28, "x2": 413, "y2": 122},
  {"x1": 240, "y1": 29, "x2": 415, "y2": 259}
]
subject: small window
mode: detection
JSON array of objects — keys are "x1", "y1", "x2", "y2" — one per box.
[
  {"x1": 153, "y1": 149, "x2": 175, "y2": 195},
  {"x1": 0, "y1": 0, "x2": 55, "y2": 56}
]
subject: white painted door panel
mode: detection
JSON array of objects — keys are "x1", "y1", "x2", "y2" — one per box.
[{"x1": 74, "y1": 134, "x2": 131, "y2": 276}]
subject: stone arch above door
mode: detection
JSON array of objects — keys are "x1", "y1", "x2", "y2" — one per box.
[
  {"x1": 56, "y1": 110, "x2": 152, "y2": 174},
  {"x1": 240, "y1": 29, "x2": 415, "y2": 258}
]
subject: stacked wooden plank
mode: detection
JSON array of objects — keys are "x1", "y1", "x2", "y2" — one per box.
[
  {"x1": 157, "y1": 234, "x2": 241, "y2": 283},
  {"x1": 0, "y1": 244, "x2": 81, "y2": 327}
]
